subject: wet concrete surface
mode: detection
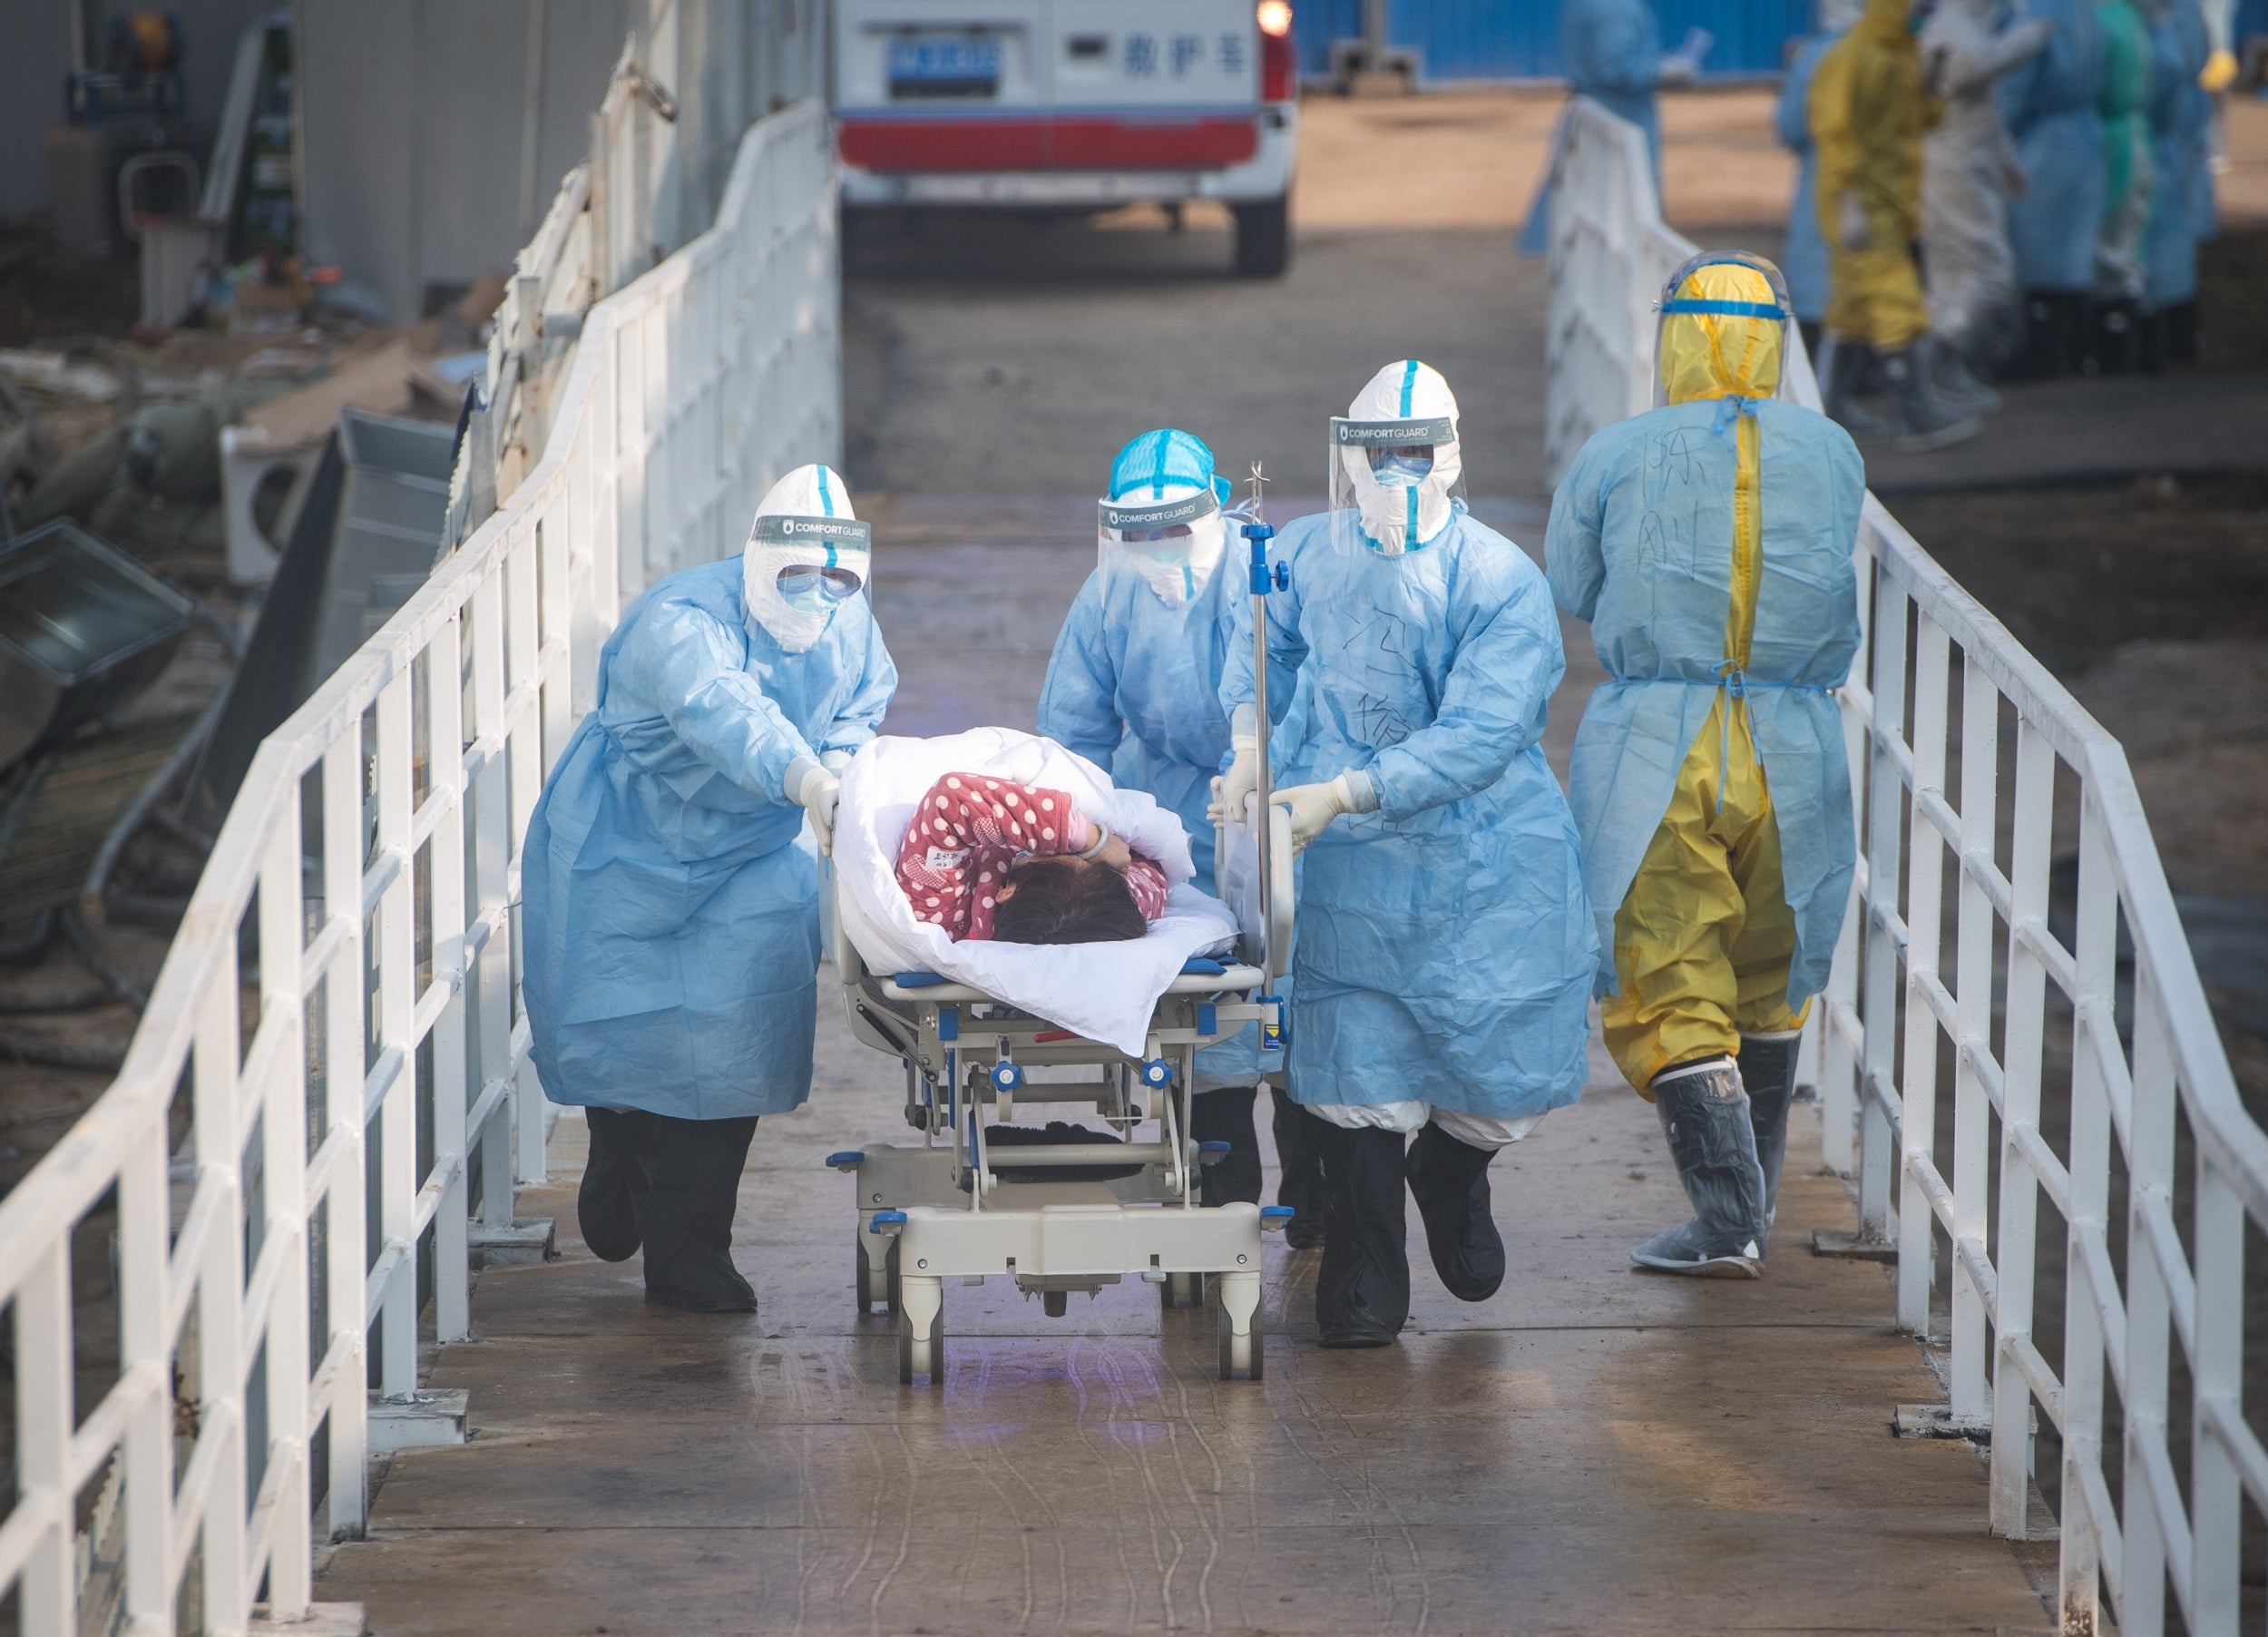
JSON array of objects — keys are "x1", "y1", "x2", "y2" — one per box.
[{"x1": 317, "y1": 1024, "x2": 2050, "y2": 1635}]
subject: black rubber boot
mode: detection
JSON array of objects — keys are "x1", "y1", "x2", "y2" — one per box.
[
  {"x1": 1403, "y1": 1123, "x2": 1504, "y2": 1301},
  {"x1": 639, "y1": 1113, "x2": 760, "y2": 1312},
  {"x1": 1309, "y1": 1116, "x2": 1410, "y2": 1348},
  {"x1": 1821, "y1": 338, "x2": 1888, "y2": 436},
  {"x1": 579, "y1": 1106, "x2": 648, "y2": 1262},
  {"x1": 1269, "y1": 1083, "x2": 1325, "y2": 1249},
  {"x1": 1736, "y1": 1032, "x2": 1804, "y2": 1230},
  {"x1": 1630, "y1": 1058, "x2": 1767, "y2": 1279},
  {"x1": 1191, "y1": 1084, "x2": 1264, "y2": 1207}
]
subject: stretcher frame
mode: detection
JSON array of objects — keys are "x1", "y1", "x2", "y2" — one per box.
[{"x1": 825, "y1": 798, "x2": 1295, "y2": 1386}]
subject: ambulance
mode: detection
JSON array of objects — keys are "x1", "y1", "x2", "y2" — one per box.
[{"x1": 834, "y1": 0, "x2": 1300, "y2": 276}]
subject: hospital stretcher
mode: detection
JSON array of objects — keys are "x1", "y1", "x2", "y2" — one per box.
[{"x1": 823, "y1": 800, "x2": 1295, "y2": 1385}]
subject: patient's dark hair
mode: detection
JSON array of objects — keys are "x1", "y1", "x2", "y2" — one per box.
[{"x1": 991, "y1": 857, "x2": 1148, "y2": 945}]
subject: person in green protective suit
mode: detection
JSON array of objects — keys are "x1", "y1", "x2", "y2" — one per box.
[{"x1": 2092, "y1": 0, "x2": 2156, "y2": 368}]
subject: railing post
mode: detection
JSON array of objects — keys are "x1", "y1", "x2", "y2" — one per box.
[
  {"x1": 1858, "y1": 557, "x2": 1907, "y2": 1247},
  {"x1": 2122, "y1": 969, "x2": 2176, "y2": 1635},
  {"x1": 374, "y1": 668, "x2": 420, "y2": 1400},
  {"x1": 2192, "y1": 1153, "x2": 2245, "y2": 1636},
  {"x1": 191, "y1": 952, "x2": 249, "y2": 1629},
  {"x1": 472, "y1": 568, "x2": 517, "y2": 1230},
  {"x1": 321, "y1": 733, "x2": 369, "y2": 1536},
  {"x1": 428, "y1": 613, "x2": 474, "y2": 1346},
  {"x1": 1949, "y1": 653, "x2": 1998, "y2": 1426},
  {"x1": 1897, "y1": 616, "x2": 1950, "y2": 1333},
  {"x1": 2058, "y1": 799, "x2": 2117, "y2": 1635},
  {"x1": 115, "y1": 1117, "x2": 174, "y2": 1623},
  {"x1": 1819, "y1": 558, "x2": 1872, "y2": 1179},
  {"x1": 15, "y1": 1242, "x2": 77, "y2": 1632},
  {"x1": 1990, "y1": 720, "x2": 2055, "y2": 1535},
  {"x1": 257, "y1": 797, "x2": 313, "y2": 1616}
]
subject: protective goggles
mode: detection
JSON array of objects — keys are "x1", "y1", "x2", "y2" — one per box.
[{"x1": 775, "y1": 564, "x2": 864, "y2": 601}]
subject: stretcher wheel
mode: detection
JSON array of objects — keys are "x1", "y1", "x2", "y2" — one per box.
[
  {"x1": 1160, "y1": 1271, "x2": 1204, "y2": 1310},
  {"x1": 1217, "y1": 1301, "x2": 1263, "y2": 1382},
  {"x1": 857, "y1": 1233, "x2": 900, "y2": 1316},
  {"x1": 899, "y1": 1305, "x2": 944, "y2": 1386},
  {"x1": 1043, "y1": 1289, "x2": 1068, "y2": 1318}
]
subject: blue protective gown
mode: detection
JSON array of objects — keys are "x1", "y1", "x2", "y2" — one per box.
[
  {"x1": 1777, "y1": 33, "x2": 1842, "y2": 325},
  {"x1": 2001, "y1": 0, "x2": 2108, "y2": 291},
  {"x1": 1545, "y1": 399, "x2": 1863, "y2": 1009},
  {"x1": 2144, "y1": 0, "x2": 2213, "y2": 309},
  {"x1": 1219, "y1": 506, "x2": 1597, "y2": 1120},
  {"x1": 1037, "y1": 554, "x2": 1305, "y2": 1083},
  {"x1": 1520, "y1": 0, "x2": 1669, "y2": 254},
  {"x1": 523, "y1": 554, "x2": 897, "y2": 1119}
]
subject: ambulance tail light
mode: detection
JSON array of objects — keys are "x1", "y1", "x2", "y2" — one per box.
[{"x1": 1256, "y1": 1, "x2": 1296, "y2": 102}]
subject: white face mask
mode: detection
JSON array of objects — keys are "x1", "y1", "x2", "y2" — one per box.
[
  {"x1": 741, "y1": 466, "x2": 870, "y2": 652},
  {"x1": 1330, "y1": 362, "x2": 1465, "y2": 558},
  {"x1": 1097, "y1": 485, "x2": 1227, "y2": 610}
]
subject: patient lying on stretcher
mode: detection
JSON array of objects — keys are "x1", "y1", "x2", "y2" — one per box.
[{"x1": 894, "y1": 772, "x2": 1168, "y2": 944}]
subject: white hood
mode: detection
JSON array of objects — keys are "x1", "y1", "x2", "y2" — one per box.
[
  {"x1": 741, "y1": 464, "x2": 870, "y2": 652},
  {"x1": 1333, "y1": 359, "x2": 1463, "y2": 557}
]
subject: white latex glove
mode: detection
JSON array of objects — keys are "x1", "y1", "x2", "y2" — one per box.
[
  {"x1": 788, "y1": 759, "x2": 843, "y2": 857},
  {"x1": 1273, "y1": 772, "x2": 1375, "y2": 855},
  {"x1": 1656, "y1": 53, "x2": 1698, "y2": 85},
  {"x1": 1838, "y1": 192, "x2": 1873, "y2": 252},
  {"x1": 1207, "y1": 727, "x2": 1261, "y2": 828}
]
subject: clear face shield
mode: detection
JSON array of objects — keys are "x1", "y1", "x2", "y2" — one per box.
[
  {"x1": 1097, "y1": 485, "x2": 1227, "y2": 607},
  {"x1": 1652, "y1": 251, "x2": 1796, "y2": 409},
  {"x1": 743, "y1": 513, "x2": 873, "y2": 650},
  {"x1": 1328, "y1": 414, "x2": 1465, "y2": 558}
]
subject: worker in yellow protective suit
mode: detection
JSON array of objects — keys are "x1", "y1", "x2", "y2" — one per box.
[
  {"x1": 1546, "y1": 253, "x2": 1865, "y2": 1278},
  {"x1": 1812, "y1": 0, "x2": 1982, "y2": 448}
]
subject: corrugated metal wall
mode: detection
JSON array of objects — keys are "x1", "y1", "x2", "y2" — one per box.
[{"x1": 1293, "y1": 0, "x2": 2265, "y2": 81}]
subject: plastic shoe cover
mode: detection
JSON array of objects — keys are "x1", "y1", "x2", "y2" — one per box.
[
  {"x1": 1738, "y1": 1031, "x2": 1804, "y2": 1226},
  {"x1": 1404, "y1": 1123, "x2": 1504, "y2": 1301},
  {"x1": 1882, "y1": 346, "x2": 1983, "y2": 452},
  {"x1": 1929, "y1": 337, "x2": 2001, "y2": 415},
  {"x1": 1630, "y1": 1057, "x2": 1767, "y2": 1278},
  {"x1": 1310, "y1": 1116, "x2": 1410, "y2": 1346},
  {"x1": 579, "y1": 1107, "x2": 646, "y2": 1263},
  {"x1": 1629, "y1": 1219, "x2": 1762, "y2": 1278}
]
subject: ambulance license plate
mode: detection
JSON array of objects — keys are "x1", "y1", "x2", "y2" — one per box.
[{"x1": 887, "y1": 35, "x2": 1001, "y2": 98}]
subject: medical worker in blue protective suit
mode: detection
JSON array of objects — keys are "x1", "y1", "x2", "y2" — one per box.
[
  {"x1": 2140, "y1": 0, "x2": 2213, "y2": 362},
  {"x1": 1036, "y1": 428, "x2": 1322, "y2": 1238},
  {"x1": 523, "y1": 464, "x2": 895, "y2": 1312},
  {"x1": 2000, "y1": 0, "x2": 2107, "y2": 376},
  {"x1": 1777, "y1": 0, "x2": 1862, "y2": 358},
  {"x1": 1547, "y1": 253, "x2": 1862, "y2": 1279},
  {"x1": 1215, "y1": 360, "x2": 1598, "y2": 1348},
  {"x1": 1519, "y1": 0, "x2": 1710, "y2": 254}
]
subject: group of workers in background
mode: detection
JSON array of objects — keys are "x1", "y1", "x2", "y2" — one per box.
[
  {"x1": 1531, "y1": 0, "x2": 2232, "y2": 451},
  {"x1": 519, "y1": 237, "x2": 1871, "y2": 1353}
]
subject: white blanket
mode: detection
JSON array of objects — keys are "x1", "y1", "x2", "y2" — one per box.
[{"x1": 835, "y1": 728, "x2": 1237, "y2": 1056}]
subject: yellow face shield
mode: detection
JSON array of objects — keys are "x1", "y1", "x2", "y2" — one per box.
[{"x1": 1657, "y1": 262, "x2": 1786, "y2": 406}]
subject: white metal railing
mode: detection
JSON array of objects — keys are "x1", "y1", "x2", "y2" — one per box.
[
  {"x1": 1544, "y1": 97, "x2": 2261, "y2": 1637},
  {"x1": 0, "y1": 98, "x2": 837, "y2": 1635}
]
